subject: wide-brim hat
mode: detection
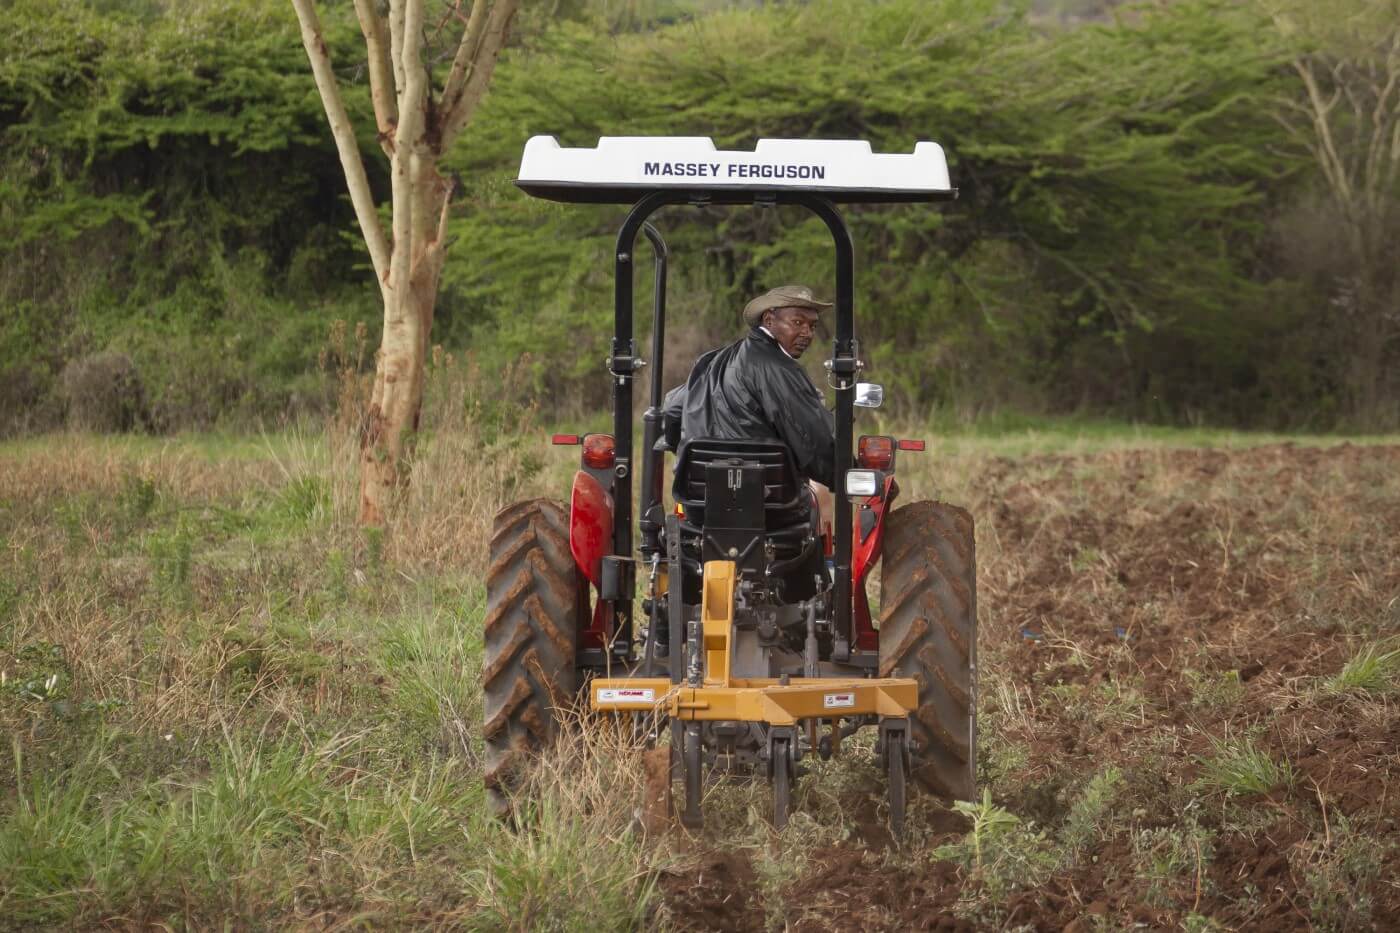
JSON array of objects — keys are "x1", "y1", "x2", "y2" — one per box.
[{"x1": 742, "y1": 284, "x2": 833, "y2": 326}]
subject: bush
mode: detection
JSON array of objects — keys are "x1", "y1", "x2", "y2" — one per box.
[{"x1": 58, "y1": 351, "x2": 147, "y2": 433}]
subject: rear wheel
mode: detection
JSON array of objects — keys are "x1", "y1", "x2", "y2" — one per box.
[
  {"x1": 878, "y1": 501, "x2": 977, "y2": 800},
  {"x1": 483, "y1": 499, "x2": 582, "y2": 815}
]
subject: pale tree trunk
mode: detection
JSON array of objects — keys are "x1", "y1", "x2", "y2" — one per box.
[{"x1": 291, "y1": 0, "x2": 520, "y2": 525}]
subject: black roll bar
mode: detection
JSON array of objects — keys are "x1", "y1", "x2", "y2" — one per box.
[
  {"x1": 611, "y1": 191, "x2": 859, "y2": 658},
  {"x1": 637, "y1": 222, "x2": 669, "y2": 564}
]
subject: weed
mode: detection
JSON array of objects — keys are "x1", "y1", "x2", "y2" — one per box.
[
  {"x1": 1186, "y1": 669, "x2": 1245, "y2": 709},
  {"x1": 146, "y1": 518, "x2": 194, "y2": 598},
  {"x1": 1293, "y1": 815, "x2": 1388, "y2": 932},
  {"x1": 325, "y1": 546, "x2": 349, "y2": 602},
  {"x1": 1060, "y1": 766, "x2": 1123, "y2": 855},
  {"x1": 978, "y1": 722, "x2": 1031, "y2": 795},
  {"x1": 0, "y1": 574, "x2": 17, "y2": 623},
  {"x1": 1321, "y1": 641, "x2": 1400, "y2": 696},
  {"x1": 936, "y1": 789, "x2": 1057, "y2": 899},
  {"x1": 5, "y1": 423, "x2": 1400, "y2": 927},
  {"x1": 116, "y1": 473, "x2": 158, "y2": 526},
  {"x1": 1, "y1": 642, "x2": 71, "y2": 706},
  {"x1": 0, "y1": 729, "x2": 479, "y2": 927},
  {"x1": 364, "y1": 524, "x2": 385, "y2": 569},
  {"x1": 275, "y1": 474, "x2": 329, "y2": 525},
  {"x1": 1070, "y1": 545, "x2": 1104, "y2": 574},
  {"x1": 1041, "y1": 679, "x2": 1146, "y2": 728},
  {"x1": 1195, "y1": 735, "x2": 1293, "y2": 797},
  {"x1": 1183, "y1": 912, "x2": 1225, "y2": 932},
  {"x1": 937, "y1": 790, "x2": 1021, "y2": 871},
  {"x1": 1131, "y1": 812, "x2": 1214, "y2": 909}
]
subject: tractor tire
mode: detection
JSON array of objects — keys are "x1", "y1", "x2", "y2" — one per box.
[
  {"x1": 878, "y1": 500, "x2": 977, "y2": 801},
  {"x1": 483, "y1": 499, "x2": 583, "y2": 815}
]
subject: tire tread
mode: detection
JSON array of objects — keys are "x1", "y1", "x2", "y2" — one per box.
[{"x1": 878, "y1": 500, "x2": 977, "y2": 800}]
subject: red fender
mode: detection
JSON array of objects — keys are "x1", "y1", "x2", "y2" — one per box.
[
  {"x1": 569, "y1": 470, "x2": 613, "y2": 585},
  {"x1": 851, "y1": 475, "x2": 898, "y2": 652},
  {"x1": 569, "y1": 470, "x2": 613, "y2": 650}
]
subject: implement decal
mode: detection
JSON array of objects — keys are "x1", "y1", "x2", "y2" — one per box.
[
  {"x1": 642, "y1": 161, "x2": 827, "y2": 181},
  {"x1": 598, "y1": 687, "x2": 656, "y2": 704}
]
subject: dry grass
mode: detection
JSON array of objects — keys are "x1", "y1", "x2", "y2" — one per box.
[{"x1": 3, "y1": 389, "x2": 1399, "y2": 928}]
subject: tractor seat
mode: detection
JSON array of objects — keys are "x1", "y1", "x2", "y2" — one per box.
[{"x1": 672, "y1": 438, "x2": 807, "y2": 531}]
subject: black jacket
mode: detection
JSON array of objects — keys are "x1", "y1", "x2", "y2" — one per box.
[{"x1": 662, "y1": 328, "x2": 835, "y2": 487}]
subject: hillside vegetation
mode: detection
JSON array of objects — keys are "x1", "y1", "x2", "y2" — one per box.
[{"x1": 3, "y1": 0, "x2": 1397, "y2": 434}]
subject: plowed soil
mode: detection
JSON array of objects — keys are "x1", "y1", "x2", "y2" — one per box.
[{"x1": 659, "y1": 443, "x2": 1400, "y2": 930}]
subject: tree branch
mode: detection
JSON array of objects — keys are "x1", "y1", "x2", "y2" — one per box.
[
  {"x1": 428, "y1": 175, "x2": 455, "y2": 265},
  {"x1": 441, "y1": 0, "x2": 519, "y2": 149},
  {"x1": 1295, "y1": 57, "x2": 1355, "y2": 207},
  {"x1": 353, "y1": 0, "x2": 398, "y2": 150},
  {"x1": 388, "y1": 0, "x2": 430, "y2": 295},
  {"x1": 440, "y1": 0, "x2": 491, "y2": 122},
  {"x1": 291, "y1": 0, "x2": 390, "y2": 287},
  {"x1": 388, "y1": 0, "x2": 407, "y2": 112}
]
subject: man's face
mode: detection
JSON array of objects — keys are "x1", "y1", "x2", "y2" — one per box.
[{"x1": 764, "y1": 306, "x2": 821, "y2": 358}]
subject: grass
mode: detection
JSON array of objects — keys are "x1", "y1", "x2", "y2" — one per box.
[
  {"x1": 1321, "y1": 641, "x2": 1400, "y2": 696},
  {"x1": 1195, "y1": 736, "x2": 1294, "y2": 797},
  {"x1": 2, "y1": 389, "x2": 1399, "y2": 928}
]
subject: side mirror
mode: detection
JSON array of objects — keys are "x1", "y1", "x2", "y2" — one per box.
[{"x1": 854, "y1": 382, "x2": 884, "y2": 409}]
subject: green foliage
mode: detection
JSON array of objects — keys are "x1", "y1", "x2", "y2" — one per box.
[
  {"x1": 1321, "y1": 641, "x2": 1400, "y2": 696},
  {"x1": 935, "y1": 789, "x2": 1058, "y2": 898},
  {"x1": 1294, "y1": 815, "x2": 1389, "y2": 932},
  {"x1": 936, "y1": 789, "x2": 1023, "y2": 871},
  {"x1": 275, "y1": 475, "x2": 330, "y2": 526},
  {"x1": 1131, "y1": 813, "x2": 1214, "y2": 908},
  {"x1": 468, "y1": 792, "x2": 660, "y2": 932},
  {"x1": 2, "y1": 642, "x2": 72, "y2": 706},
  {"x1": 450, "y1": 0, "x2": 1303, "y2": 417},
  {"x1": 0, "y1": 731, "x2": 477, "y2": 927},
  {"x1": 0, "y1": 0, "x2": 1392, "y2": 431},
  {"x1": 377, "y1": 604, "x2": 484, "y2": 754},
  {"x1": 0, "y1": 0, "x2": 380, "y2": 434},
  {"x1": 1061, "y1": 766, "x2": 1123, "y2": 854},
  {"x1": 1186, "y1": 668, "x2": 1246, "y2": 709},
  {"x1": 1195, "y1": 735, "x2": 1294, "y2": 796}
]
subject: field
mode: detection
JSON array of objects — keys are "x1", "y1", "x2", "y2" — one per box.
[{"x1": 3, "y1": 414, "x2": 1399, "y2": 930}]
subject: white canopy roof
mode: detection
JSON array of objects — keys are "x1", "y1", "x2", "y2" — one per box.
[{"x1": 515, "y1": 136, "x2": 955, "y2": 204}]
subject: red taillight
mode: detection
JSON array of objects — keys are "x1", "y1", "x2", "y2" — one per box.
[
  {"x1": 857, "y1": 435, "x2": 894, "y2": 471},
  {"x1": 551, "y1": 433, "x2": 581, "y2": 445},
  {"x1": 897, "y1": 439, "x2": 925, "y2": 451},
  {"x1": 582, "y1": 433, "x2": 616, "y2": 470}
]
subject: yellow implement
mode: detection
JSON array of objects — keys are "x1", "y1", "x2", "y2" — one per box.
[
  {"x1": 590, "y1": 559, "x2": 917, "y2": 724},
  {"x1": 592, "y1": 677, "x2": 916, "y2": 724}
]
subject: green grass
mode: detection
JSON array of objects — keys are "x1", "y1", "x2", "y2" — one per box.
[
  {"x1": 1, "y1": 728, "x2": 482, "y2": 927},
  {"x1": 1195, "y1": 736, "x2": 1294, "y2": 797},
  {"x1": 1322, "y1": 641, "x2": 1400, "y2": 696}
]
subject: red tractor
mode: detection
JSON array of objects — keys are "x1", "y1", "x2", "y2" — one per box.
[{"x1": 484, "y1": 137, "x2": 976, "y2": 835}]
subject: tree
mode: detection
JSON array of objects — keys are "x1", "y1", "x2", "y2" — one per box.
[
  {"x1": 290, "y1": 0, "x2": 520, "y2": 524},
  {"x1": 1269, "y1": 0, "x2": 1400, "y2": 424}
]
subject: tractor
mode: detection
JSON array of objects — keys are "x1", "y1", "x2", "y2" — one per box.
[{"x1": 483, "y1": 136, "x2": 976, "y2": 834}]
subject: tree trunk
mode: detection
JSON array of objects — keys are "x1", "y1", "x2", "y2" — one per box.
[
  {"x1": 359, "y1": 164, "x2": 452, "y2": 526},
  {"x1": 291, "y1": 0, "x2": 520, "y2": 526}
]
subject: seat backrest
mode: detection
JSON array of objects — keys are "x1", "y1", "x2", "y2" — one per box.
[{"x1": 673, "y1": 438, "x2": 802, "y2": 514}]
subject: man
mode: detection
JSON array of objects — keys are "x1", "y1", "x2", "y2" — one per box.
[{"x1": 664, "y1": 284, "x2": 836, "y2": 488}]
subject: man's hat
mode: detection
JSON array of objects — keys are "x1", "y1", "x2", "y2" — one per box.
[{"x1": 742, "y1": 284, "x2": 833, "y2": 326}]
